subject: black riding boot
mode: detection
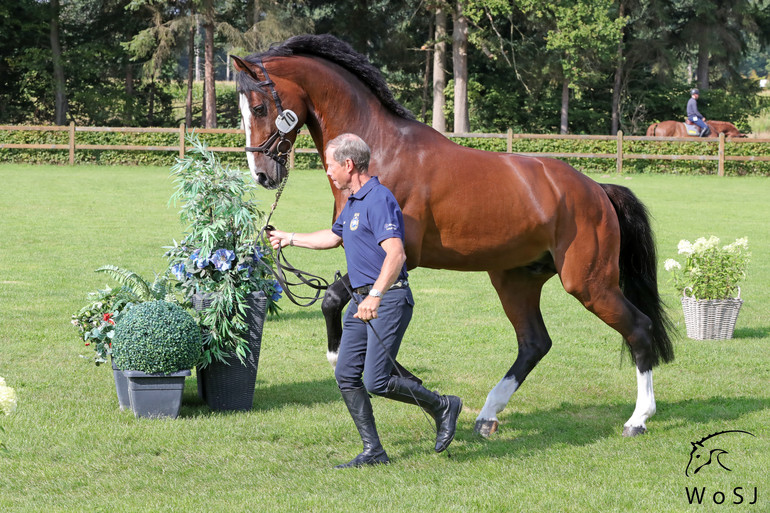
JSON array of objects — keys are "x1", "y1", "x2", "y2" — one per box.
[
  {"x1": 335, "y1": 387, "x2": 390, "y2": 469},
  {"x1": 384, "y1": 376, "x2": 462, "y2": 453}
]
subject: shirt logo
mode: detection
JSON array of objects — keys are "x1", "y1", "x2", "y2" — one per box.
[
  {"x1": 384, "y1": 223, "x2": 397, "y2": 231},
  {"x1": 350, "y1": 213, "x2": 360, "y2": 231}
]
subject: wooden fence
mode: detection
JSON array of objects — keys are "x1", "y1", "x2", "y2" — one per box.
[{"x1": 2, "y1": 122, "x2": 770, "y2": 176}]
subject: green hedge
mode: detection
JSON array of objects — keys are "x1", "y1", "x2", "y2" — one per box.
[{"x1": 1, "y1": 128, "x2": 768, "y2": 175}]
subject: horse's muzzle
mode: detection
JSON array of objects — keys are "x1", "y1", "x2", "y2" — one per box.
[{"x1": 253, "y1": 162, "x2": 287, "y2": 189}]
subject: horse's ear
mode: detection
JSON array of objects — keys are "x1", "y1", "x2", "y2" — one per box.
[{"x1": 231, "y1": 55, "x2": 251, "y2": 75}]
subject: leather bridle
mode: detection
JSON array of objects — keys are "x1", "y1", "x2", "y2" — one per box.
[{"x1": 243, "y1": 58, "x2": 299, "y2": 168}]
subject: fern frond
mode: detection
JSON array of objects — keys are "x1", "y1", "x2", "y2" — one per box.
[{"x1": 95, "y1": 265, "x2": 153, "y2": 301}]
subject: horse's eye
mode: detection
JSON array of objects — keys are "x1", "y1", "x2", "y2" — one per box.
[{"x1": 251, "y1": 103, "x2": 267, "y2": 117}]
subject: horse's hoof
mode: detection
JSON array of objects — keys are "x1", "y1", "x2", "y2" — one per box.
[
  {"x1": 474, "y1": 419, "x2": 498, "y2": 438},
  {"x1": 622, "y1": 425, "x2": 647, "y2": 437}
]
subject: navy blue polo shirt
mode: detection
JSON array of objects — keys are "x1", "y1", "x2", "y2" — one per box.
[{"x1": 332, "y1": 177, "x2": 408, "y2": 289}]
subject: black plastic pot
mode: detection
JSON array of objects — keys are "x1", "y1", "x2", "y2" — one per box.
[{"x1": 194, "y1": 291, "x2": 267, "y2": 411}]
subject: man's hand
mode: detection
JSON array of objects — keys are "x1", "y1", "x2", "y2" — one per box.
[{"x1": 354, "y1": 295, "x2": 381, "y2": 322}]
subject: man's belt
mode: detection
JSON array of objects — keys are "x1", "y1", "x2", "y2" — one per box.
[{"x1": 353, "y1": 280, "x2": 409, "y2": 295}]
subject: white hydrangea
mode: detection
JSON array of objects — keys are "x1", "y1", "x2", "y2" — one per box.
[
  {"x1": 664, "y1": 259, "x2": 681, "y2": 271},
  {"x1": 677, "y1": 239, "x2": 693, "y2": 255},
  {"x1": 0, "y1": 377, "x2": 18, "y2": 416},
  {"x1": 692, "y1": 236, "x2": 719, "y2": 253}
]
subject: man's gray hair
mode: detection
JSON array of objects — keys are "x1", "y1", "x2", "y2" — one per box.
[{"x1": 326, "y1": 133, "x2": 370, "y2": 172}]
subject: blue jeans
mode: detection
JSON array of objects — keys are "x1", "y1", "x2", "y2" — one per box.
[
  {"x1": 335, "y1": 287, "x2": 414, "y2": 393},
  {"x1": 690, "y1": 117, "x2": 709, "y2": 135}
]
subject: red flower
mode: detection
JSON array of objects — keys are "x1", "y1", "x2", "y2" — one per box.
[{"x1": 103, "y1": 313, "x2": 115, "y2": 325}]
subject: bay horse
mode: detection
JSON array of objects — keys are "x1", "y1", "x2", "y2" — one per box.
[
  {"x1": 646, "y1": 120, "x2": 745, "y2": 137},
  {"x1": 233, "y1": 34, "x2": 674, "y2": 438}
]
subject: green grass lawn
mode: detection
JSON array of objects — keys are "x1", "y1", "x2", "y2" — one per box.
[{"x1": 0, "y1": 164, "x2": 768, "y2": 512}]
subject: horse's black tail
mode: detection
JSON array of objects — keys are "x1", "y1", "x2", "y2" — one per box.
[{"x1": 600, "y1": 183, "x2": 675, "y2": 368}]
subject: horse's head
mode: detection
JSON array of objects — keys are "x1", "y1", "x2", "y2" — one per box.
[
  {"x1": 711, "y1": 121, "x2": 746, "y2": 138},
  {"x1": 232, "y1": 55, "x2": 306, "y2": 189}
]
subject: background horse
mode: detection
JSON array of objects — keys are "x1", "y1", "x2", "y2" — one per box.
[
  {"x1": 233, "y1": 34, "x2": 674, "y2": 438},
  {"x1": 646, "y1": 120, "x2": 745, "y2": 137}
]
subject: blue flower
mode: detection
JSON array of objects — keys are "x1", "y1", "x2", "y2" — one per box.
[
  {"x1": 171, "y1": 263, "x2": 186, "y2": 281},
  {"x1": 237, "y1": 262, "x2": 252, "y2": 277},
  {"x1": 190, "y1": 249, "x2": 210, "y2": 269},
  {"x1": 211, "y1": 248, "x2": 235, "y2": 271},
  {"x1": 271, "y1": 280, "x2": 283, "y2": 302}
]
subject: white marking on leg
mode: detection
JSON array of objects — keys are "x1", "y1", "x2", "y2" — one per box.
[
  {"x1": 326, "y1": 350, "x2": 338, "y2": 369},
  {"x1": 477, "y1": 376, "x2": 520, "y2": 422},
  {"x1": 624, "y1": 368, "x2": 655, "y2": 430},
  {"x1": 238, "y1": 93, "x2": 258, "y2": 179}
]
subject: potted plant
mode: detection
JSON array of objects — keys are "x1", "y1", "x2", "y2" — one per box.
[
  {"x1": 665, "y1": 236, "x2": 750, "y2": 340},
  {"x1": 71, "y1": 266, "x2": 174, "y2": 410},
  {"x1": 111, "y1": 300, "x2": 202, "y2": 419},
  {"x1": 165, "y1": 134, "x2": 281, "y2": 411}
]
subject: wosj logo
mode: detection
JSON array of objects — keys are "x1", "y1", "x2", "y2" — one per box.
[{"x1": 684, "y1": 430, "x2": 759, "y2": 506}]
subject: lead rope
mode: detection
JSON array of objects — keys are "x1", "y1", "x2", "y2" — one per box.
[{"x1": 253, "y1": 175, "x2": 330, "y2": 307}]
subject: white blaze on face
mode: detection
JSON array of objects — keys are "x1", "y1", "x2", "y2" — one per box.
[{"x1": 239, "y1": 93, "x2": 259, "y2": 179}]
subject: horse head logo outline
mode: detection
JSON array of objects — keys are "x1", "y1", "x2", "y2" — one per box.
[{"x1": 685, "y1": 430, "x2": 755, "y2": 477}]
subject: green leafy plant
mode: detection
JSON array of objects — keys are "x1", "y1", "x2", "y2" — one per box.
[
  {"x1": 0, "y1": 376, "x2": 18, "y2": 453},
  {"x1": 165, "y1": 133, "x2": 281, "y2": 367},
  {"x1": 71, "y1": 266, "x2": 173, "y2": 365},
  {"x1": 111, "y1": 301, "x2": 202, "y2": 375},
  {"x1": 665, "y1": 236, "x2": 750, "y2": 300}
]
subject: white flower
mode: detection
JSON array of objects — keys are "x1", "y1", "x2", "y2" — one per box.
[
  {"x1": 0, "y1": 378, "x2": 18, "y2": 416},
  {"x1": 692, "y1": 236, "x2": 719, "y2": 253},
  {"x1": 677, "y1": 239, "x2": 693, "y2": 255},
  {"x1": 664, "y1": 259, "x2": 681, "y2": 271}
]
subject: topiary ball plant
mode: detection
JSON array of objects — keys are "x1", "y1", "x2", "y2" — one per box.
[{"x1": 112, "y1": 301, "x2": 202, "y2": 375}]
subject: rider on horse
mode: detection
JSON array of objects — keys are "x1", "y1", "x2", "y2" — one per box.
[{"x1": 687, "y1": 89, "x2": 710, "y2": 137}]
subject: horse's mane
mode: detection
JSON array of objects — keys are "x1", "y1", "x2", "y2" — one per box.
[{"x1": 242, "y1": 34, "x2": 415, "y2": 121}]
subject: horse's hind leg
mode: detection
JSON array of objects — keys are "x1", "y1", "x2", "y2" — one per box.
[
  {"x1": 475, "y1": 267, "x2": 554, "y2": 437},
  {"x1": 560, "y1": 259, "x2": 658, "y2": 436}
]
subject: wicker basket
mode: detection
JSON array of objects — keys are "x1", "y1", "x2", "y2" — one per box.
[{"x1": 681, "y1": 287, "x2": 743, "y2": 340}]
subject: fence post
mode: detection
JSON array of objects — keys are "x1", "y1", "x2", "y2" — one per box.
[
  {"x1": 179, "y1": 123, "x2": 185, "y2": 159},
  {"x1": 68, "y1": 121, "x2": 75, "y2": 165},
  {"x1": 616, "y1": 130, "x2": 623, "y2": 174},
  {"x1": 718, "y1": 132, "x2": 725, "y2": 176},
  {"x1": 507, "y1": 128, "x2": 513, "y2": 153}
]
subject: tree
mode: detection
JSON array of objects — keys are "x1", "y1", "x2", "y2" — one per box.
[
  {"x1": 50, "y1": 0, "x2": 69, "y2": 125},
  {"x1": 432, "y1": 3, "x2": 448, "y2": 131},
  {"x1": 674, "y1": 0, "x2": 761, "y2": 91},
  {"x1": 452, "y1": 1, "x2": 469, "y2": 132},
  {"x1": 521, "y1": 0, "x2": 623, "y2": 133}
]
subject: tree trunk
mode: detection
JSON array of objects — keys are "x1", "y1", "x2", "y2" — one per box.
[
  {"x1": 432, "y1": 6, "x2": 447, "y2": 132},
  {"x1": 611, "y1": 2, "x2": 625, "y2": 135},
  {"x1": 203, "y1": 0, "x2": 217, "y2": 128},
  {"x1": 186, "y1": 23, "x2": 195, "y2": 127},
  {"x1": 421, "y1": 15, "x2": 434, "y2": 123},
  {"x1": 697, "y1": 45, "x2": 709, "y2": 91},
  {"x1": 124, "y1": 62, "x2": 134, "y2": 125},
  {"x1": 452, "y1": 1, "x2": 469, "y2": 133},
  {"x1": 50, "y1": 0, "x2": 68, "y2": 125},
  {"x1": 560, "y1": 78, "x2": 569, "y2": 134}
]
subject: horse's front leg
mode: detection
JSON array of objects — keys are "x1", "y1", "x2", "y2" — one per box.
[
  {"x1": 321, "y1": 275, "x2": 350, "y2": 368},
  {"x1": 475, "y1": 269, "x2": 553, "y2": 437},
  {"x1": 321, "y1": 273, "x2": 423, "y2": 385}
]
